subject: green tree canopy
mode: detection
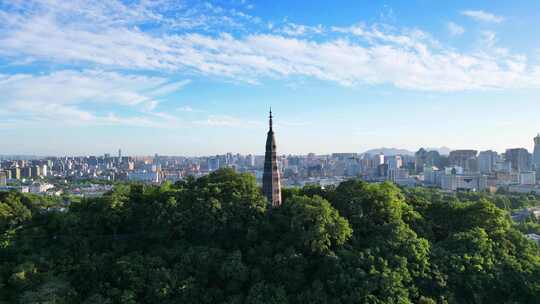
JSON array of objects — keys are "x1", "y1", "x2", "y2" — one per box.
[{"x1": 1, "y1": 169, "x2": 540, "y2": 303}]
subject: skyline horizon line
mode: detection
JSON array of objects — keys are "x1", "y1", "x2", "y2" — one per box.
[{"x1": 2, "y1": 143, "x2": 539, "y2": 159}]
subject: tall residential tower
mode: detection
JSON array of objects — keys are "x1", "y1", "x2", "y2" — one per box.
[
  {"x1": 262, "y1": 109, "x2": 282, "y2": 207},
  {"x1": 533, "y1": 134, "x2": 540, "y2": 169}
]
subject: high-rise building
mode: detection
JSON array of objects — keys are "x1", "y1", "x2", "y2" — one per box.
[
  {"x1": 388, "y1": 167, "x2": 409, "y2": 182},
  {"x1": 478, "y1": 150, "x2": 498, "y2": 173},
  {"x1": 21, "y1": 167, "x2": 33, "y2": 178},
  {"x1": 0, "y1": 171, "x2": 7, "y2": 186},
  {"x1": 33, "y1": 165, "x2": 41, "y2": 177},
  {"x1": 448, "y1": 150, "x2": 478, "y2": 172},
  {"x1": 41, "y1": 164, "x2": 48, "y2": 177},
  {"x1": 207, "y1": 157, "x2": 220, "y2": 171},
  {"x1": 423, "y1": 165, "x2": 441, "y2": 185},
  {"x1": 377, "y1": 163, "x2": 389, "y2": 178},
  {"x1": 533, "y1": 134, "x2": 540, "y2": 169},
  {"x1": 246, "y1": 154, "x2": 255, "y2": 167},
  {"x1": 415, "y1": 149, "x2": 442, "y2": 172},
  {"x1": 505, "y1": 148, "x2": 531, "y2": 172},
  {"x1": 376, "y1": 153, "x2": 385, "y2": 166},
  {"x1": 10, "y1": 168, "x2": 20, "y2": 180},
  {"x1": 262, "y1": 110, "x2": 282, "y2": 207},
  {"x1": 386, "y1": 155, "x2": 403, "y2": 170},
  {"x1": 415, "y1": 148, "x2": 428, "y2": 173},
  {"x1": 117, "y1": 149, "x2": 123, "y2": 164}
]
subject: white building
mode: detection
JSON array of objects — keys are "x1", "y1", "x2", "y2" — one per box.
[
  {"x1": 534, "y1": 134, "x2": 540, "y2": 169},
  {"x1": 445, "y1": 166, "x2": 464, "y2": 175},
  {"x1": 29, "y1": 182, "x2": 54, "y2": 194},
  {"x1": 375, "y1": 153, "x2": 385, "y2": 166},
  {"x1": 423, "y1": 166, "x2": 441, "y2": 185},
  {"x1": 41, "y1": 165, "x2": 48, "y2": 177},
  {"x1": 0, "y1": 171, "x2": 7, "y2": 186},
  {"x1": 388, "y1": 168, "x2": 409, "y2": 182},
  {"x1": 163, "y1": 171, "x2": 183, "y2": 182},
  {"x1": 127, "y1": 171, "x2": 160, "y2": 183},
  {"x1": 519, "y1": 171, "x2": 536, "y2": 185},
  {"x1": 508, "y1": 184, "x2": 540, "y2": 195},
  {"x1": 441, "y1": 173, "x2": 487, "y2": 191}
]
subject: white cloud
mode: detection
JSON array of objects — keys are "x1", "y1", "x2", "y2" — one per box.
[
  {"x1": 461, "y1": 10, "x2": 504, "y2": 23},
  {"x1": 0, "y1": 1, "x2": 539, "y2": 94},
  {"x1": 176, "y1": 105, "x2": 205, "y2": 113},
  {"x1": 481, "y1": 31, "x2": 497, "y2": 47},
  {"x1": 177, "y1": 106, "x2": 194, "y2": 112},
  {"x1": 99, "y1": 113, "x2": 179, "y2": 128},
  {"x1": 0, "y1": 70, "x2": 190, "y2": 127},
  {"x1": 0, "y1": 70, "x2": 186, "y2": 107},
  {"x1": 379, "y1": 5, "x2": 395, "y2": 22},
  {"x1": 277, "y1": 23, "x2": 324, "y2": 36},
  {"x1": 0, "y1": 0, "x2": 256, "y2": 31},
  {"x1": 447, "y1": 22, "x2": 465, "y2": 36},
  {"x1": 150, "y1": 80, "x2": 191, "y2": 96},
  {"x1": 194, "y1": 115, "x2": 262, "y2": 127},
  {"x1": 195, "y1": 115, "x2": 242, "y2": 126}
]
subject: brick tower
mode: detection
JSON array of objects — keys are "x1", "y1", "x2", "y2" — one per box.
[{"x1": 262, "y1": 109, "x2": 282, "y2": 207}]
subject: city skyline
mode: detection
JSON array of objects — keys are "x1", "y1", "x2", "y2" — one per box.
[
  {"x1": 3, "y1": 131, "x2": 540, "y2": 193},
  {"x1": 2, "y1": 1, "x2": 540, "y2": 155}
]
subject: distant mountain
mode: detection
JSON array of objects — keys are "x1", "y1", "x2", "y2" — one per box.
[
  {"x1": 0, "y1": 155, "x2": 43, "y2": 160},
  {"x1": 363, "y1": 148, "x2": 415, "y2": 156}
]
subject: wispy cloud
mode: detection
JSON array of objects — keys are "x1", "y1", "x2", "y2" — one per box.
[
  {"x1": 461, "y1": 10, "x2": 504, "y2": 23},
  {"x1": 278, "y1": 121, "x2": 312, "y2": 127},
  {"x1": 177, "y1": 106, "x2": 195, "y2": 112},
  {"x1": 447, "y1": 22, "x2": 465, "y2": 36},
  {"x1": 0, "y1": 70, "x2": 190, "y2": 127},
  {"x1": 481, "y1": 31, "x2": 497, "y2": 47},
  {"x1": 276, "y1": 22, "x2": 324, "y2": 36},
  {"x1": 150, "y1": 80, "x2": 191, "y2": 96},
  {"x1": 177, "y1": 105, "x2": 205, "y2": 113},
  {"x1": 194, "y1": 115, "x2": 262, "y2": 127},
  {"x1": 379, "y1": 5, "x2": 396, "y2": 23},
  {"x1": 0, "y1": 0, "x2": 538, "y2": 96}
]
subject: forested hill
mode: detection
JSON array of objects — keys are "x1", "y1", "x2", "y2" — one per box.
[{"x1": 1, "y1": 169, "x2": 540, "y2": 303}]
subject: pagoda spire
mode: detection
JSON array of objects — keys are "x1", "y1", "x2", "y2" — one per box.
[
  {"x1": 269, "y1": 107, "x2": 273, "y2": 131},
  {"x1": 262, "y1": 108, "x2": 282, "y2": 207}
]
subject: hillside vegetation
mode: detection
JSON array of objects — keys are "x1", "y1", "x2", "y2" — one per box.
[{"x1": 1, "y1": 169, "x2": 539, "y2": 303}]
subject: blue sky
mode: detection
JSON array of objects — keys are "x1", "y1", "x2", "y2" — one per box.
[{"x1": 1, "y1": 0, "x2": 540, "y2": 156}]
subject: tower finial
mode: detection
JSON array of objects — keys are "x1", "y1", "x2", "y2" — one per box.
[{"x1": 269, "y1": 107, "x2": 273, "y2": 131}]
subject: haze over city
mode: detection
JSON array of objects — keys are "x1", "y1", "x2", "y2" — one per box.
[{"x1": 1, "y1": 0, "x2": 540, "y2": 155}]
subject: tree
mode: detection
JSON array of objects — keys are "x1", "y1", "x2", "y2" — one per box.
[
  {"x1": 271, "y1": 195, "x2": 352, "y2": 255},
  {"x1": 0, "y1": 192, "x2": 31, "y2": 232}
]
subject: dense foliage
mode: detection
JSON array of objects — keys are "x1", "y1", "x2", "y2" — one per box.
[{"x1": 1, "y1": 169, "x2": 539, "y2": 303}]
